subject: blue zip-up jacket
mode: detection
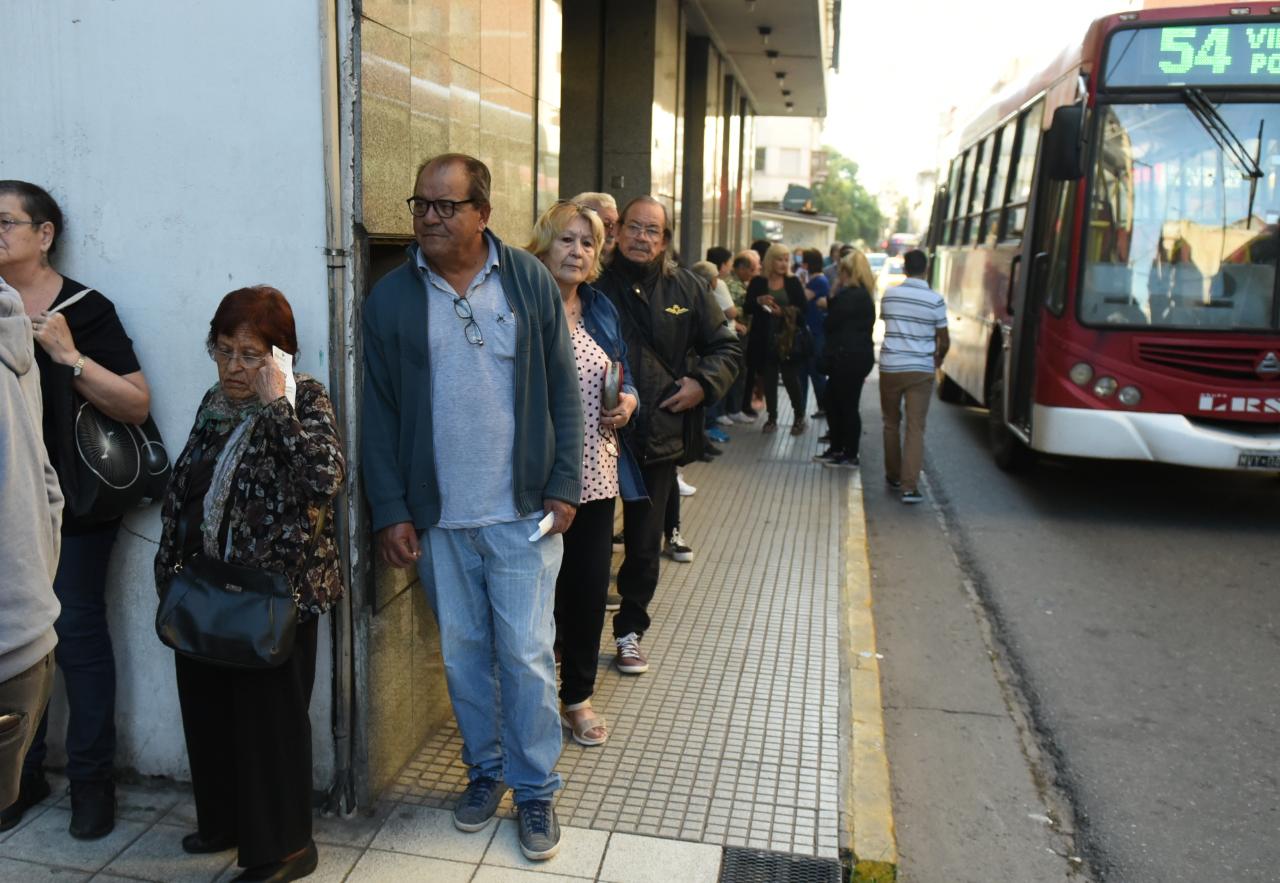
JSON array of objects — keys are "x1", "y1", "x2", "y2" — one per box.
[
  {"x1": 360, "y1": 232, "x2": 584, "y2": 532},
  {"x1": 577, "y1": 283, "x2": 647, "y2": 502}
]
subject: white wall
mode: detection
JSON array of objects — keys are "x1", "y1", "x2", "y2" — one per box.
[
  {"x1": 752, "y1": 116, "x2": 825, "y2": 202},
  {"x1": 3, "y1": 0, "x2": 336, "y2": 785}
]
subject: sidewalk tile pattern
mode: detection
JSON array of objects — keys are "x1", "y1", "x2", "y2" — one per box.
[
  {"x1": 0, "y1": 400, "x2": 847, "y2": 880},
  {"x1": 393, "y1": 405, "x2": 843, "y2": 859}
]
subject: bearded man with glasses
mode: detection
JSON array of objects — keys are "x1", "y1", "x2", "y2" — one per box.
[
  {"x1": 594, "y1": 195, "x2": 740, "y2": 675},
  {"x1": 360, "y1": 154, "x2": 583, "y2": 861}
]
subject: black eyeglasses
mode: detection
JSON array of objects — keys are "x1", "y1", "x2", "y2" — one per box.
[
  {"x1": 407, "y1": 197, "x2": 475, "y2": 219},
  {"x1": 453, "y1": 296, "x2": 484, "y2": 346}
]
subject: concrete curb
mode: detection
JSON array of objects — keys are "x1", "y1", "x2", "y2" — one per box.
[{"x1": 839, "y1": 471, "x2": 899, "y2": 882}]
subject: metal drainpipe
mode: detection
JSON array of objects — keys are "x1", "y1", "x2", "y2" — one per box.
[{"x1": 319, "y1": 0, "x2": 359, "y2": 818}]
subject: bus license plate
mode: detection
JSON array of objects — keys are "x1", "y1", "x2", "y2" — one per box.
[{"x1": 1237, "y1": 451, "x2": 1280, "y2": 470}]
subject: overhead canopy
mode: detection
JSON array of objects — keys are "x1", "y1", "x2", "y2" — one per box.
[{"x1": 687, "y1": 0, "x2": 833, "y2": 117}]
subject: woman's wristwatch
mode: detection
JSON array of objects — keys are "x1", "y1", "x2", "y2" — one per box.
[{"x1": 72, "y1": 355, "x2": 86, "y2": 377}]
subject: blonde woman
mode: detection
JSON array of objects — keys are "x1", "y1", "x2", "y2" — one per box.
[
  {"x1": 814, "y1": 250, "x2": 877, "y2": 468},
  {"x1": 526, "y1": 202, "x2": 643, "y2": 746},
  {"x1": 744, "y1": 243, "x2": 808, "y2": 433}
]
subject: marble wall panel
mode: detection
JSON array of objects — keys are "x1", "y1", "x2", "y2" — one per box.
[
  {"x1": 363, "y1": 0, "x2": 411, "y2": 34},
  {"x1": 411, "y1": 42, "x2": 451, "y2": 167},
  {"x1": 536, "y1": 99, "x2": 561, "y2": 215},
  {"x1": 449, "y1": 60, "x2": 481, "y2": 156},
  {"x1": 362, "y1": 19, "x2": 413, "y2": 237},
  {"x1": 451, "y1": 0, "x2": 481, "y2": 70},
  {"x1": 411, "y1": 0, "x2": 450, "y2": 54},
  {"x1": 508, "y1": 0, "x2": 535, "y2": 98},
  {"x1": 410, "y1": 588, "x2": 452, "y2": 737},
  {"x1": 479, "y1": 0, "x2": 511, "y2": 86},
  {"x1": 366, "y1": 583, "x2": 416, "y2": 795}
]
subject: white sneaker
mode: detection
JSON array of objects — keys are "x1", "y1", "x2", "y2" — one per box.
[
  {"x1": 715, "y1": 414, "x2": 734, "y2": 427},
  {"x1": 677, "y1": 475, "x2": 697, "y2": 496},
  {"x1": 728, "y1": 411, "x2": 753, "y2": 424}
]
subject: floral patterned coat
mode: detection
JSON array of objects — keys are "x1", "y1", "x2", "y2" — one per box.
[{"x1": 154, "y1": 376, "x2": 345, "y2": 617}]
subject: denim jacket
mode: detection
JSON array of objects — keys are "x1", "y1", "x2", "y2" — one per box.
[{"x1": 578, "y1": 283, "x2": 648, "y2": 502}]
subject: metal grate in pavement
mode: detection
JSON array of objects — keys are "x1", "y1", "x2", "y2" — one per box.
[
  {"x1": 719, "y1": 846, "x2": 844, "y2": 882},
  {"x1": 391, "y1": 395, "x2": 846, "y2": 858}
]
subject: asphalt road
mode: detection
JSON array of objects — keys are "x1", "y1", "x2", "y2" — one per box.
[{"x1": 862, "y1": 375, "x2": 1279, "y2": 882}]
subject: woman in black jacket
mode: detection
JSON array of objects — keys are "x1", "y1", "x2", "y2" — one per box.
[
  {"x1": 816, "y1": 251, "x2": 877, "y2": 467},
  {"x1": 743, "y1": 243, "x2": 808, "y2": 433}
]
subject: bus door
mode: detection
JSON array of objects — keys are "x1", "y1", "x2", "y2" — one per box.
[{"x1": 1009, "y1": 105, "x2": 1081, "y2": 436}]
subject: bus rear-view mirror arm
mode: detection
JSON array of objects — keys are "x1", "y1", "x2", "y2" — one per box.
[{"x1": 1046, "y1": 104, "x2": 1087, "y2": 181}]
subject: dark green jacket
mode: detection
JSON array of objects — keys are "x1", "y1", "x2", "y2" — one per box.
[{"x1": 360, "y1": 232, "x2": 583, "y2": 532}]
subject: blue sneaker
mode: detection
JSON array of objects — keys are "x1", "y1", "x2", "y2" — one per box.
[
  {"x1": 706, "y1": 427, "x2": 730, "y2": 444},
  {"x1": 516, "y1": 799, "x2": 561, "y2": 860},
  {"x1": 453, "y1": 777, "x2": 507, "y2": 832}
]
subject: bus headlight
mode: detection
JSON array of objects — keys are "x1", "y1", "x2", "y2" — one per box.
[
  {"x1": 1093, "y1": 376, "x2": 1118, "y2": 397},
  {"x1": 1117, "y1": 385, "x2": 1142, "y2": 407},
  {"x1": 1069, "y1": 362, "x2": 1094, "y2": 386}
]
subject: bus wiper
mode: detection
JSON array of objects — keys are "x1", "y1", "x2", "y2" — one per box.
[{"x1": 1182, "y1": 89, "x2": 1264, "y2": 228}]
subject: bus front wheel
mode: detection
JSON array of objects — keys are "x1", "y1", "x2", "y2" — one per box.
[{"x1": 987, "y1": 360, "x2": 1031, "y2": 472}]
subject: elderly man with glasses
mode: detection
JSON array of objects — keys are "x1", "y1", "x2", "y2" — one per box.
[
  {"x1": 594, "y1": 195, "x2": 740, "y2": 675},
  {"x1": 360, "y1": 153, "x2": 582, "y2": 861}
]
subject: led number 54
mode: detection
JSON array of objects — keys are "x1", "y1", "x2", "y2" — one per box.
[{"x1": 1159, "y1": 26, "x2": 1233, "y2": 75}]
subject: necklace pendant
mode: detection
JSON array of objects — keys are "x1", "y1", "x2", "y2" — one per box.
[{"x1": 604, "y1": 439, "x2": 619, "y2": 458}]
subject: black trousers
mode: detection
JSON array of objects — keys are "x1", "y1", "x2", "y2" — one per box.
[
  {"x1": 175, "y1": 616, "x2": 318, "y2": 868},
  {"x1": 614, "y1": 462, "x2": 677, "y2": 639},
  {"x1": 25, "y1": 525, "x2": 119, "y2": 783},
  {"x1": 554, "y1": 498, "x2": 616, "y2": 705},
  {"x1": 664, "y1": 476, "x2": 681, "y2": 536},
  {"x1": 762, "y1": 360, "x2": 805, "y2": 423},
  {"x1": 826, "y1": 354, "x2": 875, "y2": 456}
]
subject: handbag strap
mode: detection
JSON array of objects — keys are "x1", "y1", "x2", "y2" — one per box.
[{"x1": 48, "y1": 287, "x2": 96, "y2": 315}]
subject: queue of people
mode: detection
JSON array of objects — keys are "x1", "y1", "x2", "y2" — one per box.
[{"x1": 0, "y1": 156, "x2": 948, "y2": 880}]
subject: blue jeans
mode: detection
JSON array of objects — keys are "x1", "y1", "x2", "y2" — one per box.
[
  {"x1": 25, "y1": 525, "x2": 119, "y2": 782},
  {"x1": 418, "y1": 516, "x2": 564, "y2": 803}
]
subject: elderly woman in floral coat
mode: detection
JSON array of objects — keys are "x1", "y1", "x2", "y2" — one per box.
[{"x1": 154, "y1": 285, "x2": 343, "y2": 883}]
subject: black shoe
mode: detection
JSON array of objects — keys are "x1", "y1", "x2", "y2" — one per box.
[
  {"x1": 704, "y1": 442, "x2": 723, "y2": 457},
  {"x1": 605, "y1": 592, "x2": 622, "y2": 611},
  {"x1": 453, "y1": 776, "x2": 508, "y2": 832},
  {"x1": 818, "y1": 433, "x2": 831, "y2": 443},
  {"x1": 516, "y1": 800, "x2": 561, "y2": 860},
  {"x1": 69, "y1": 779, "x2": 115, "y2": 840},
  {"x1": 232, "y1": 841, "x2": 318, "y2": 882},
  {"x1": 611, "y1": 532, "x2": 624, "y2": 551},
  {"x1": 812, "y1": 410, "x2": 826, "y2": 419},
  {"x1": 812, "y1": 448, "x2": 840, "y2": 463},
  {"x1": 901, "y1": 489, "x2": 924, "y2": 504},
  {"x1": 886, "y1": 476, "x2": 902, "y2": 489},
  {"x1": 822, "y1": 454, "x2": 859, "y2": 469},
  {"x1": 741, "y1": 406, "x2": 759, "y2": 418},
  {"x1": 183, "y1": 831, "x2": 237, "y2": 854},
  {"x1": 0, "y1": 771, "x2": 50, "y2": 832}
]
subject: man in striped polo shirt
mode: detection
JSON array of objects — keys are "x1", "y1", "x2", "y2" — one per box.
[{"x1": 878, "y1": 249, "x2": 949, "y2": 504}]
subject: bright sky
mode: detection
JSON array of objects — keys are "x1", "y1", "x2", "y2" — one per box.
[{"x1": 824, "y1": 0, "x2": 1138, "y2": 196}]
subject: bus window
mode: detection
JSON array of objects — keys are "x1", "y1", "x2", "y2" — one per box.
[
  {"x1": 982, "y1": 124, "x2": 1015, "y2": 243},
  {"x1": 1080, "y1": 102, "x2": 1280, "y2": 329},
  {"x1": 948, "y1": 151, "x2": 970, "y2": 245},
  {"x1": 1002, "y1": 102, "x2": 1045, "y2": 240},
  {"x1": 964, "y1": 137, "x2": 991, "y2": 244}
]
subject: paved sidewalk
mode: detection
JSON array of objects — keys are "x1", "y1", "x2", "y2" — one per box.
[{"x1": 0, "y1": 403, "x2": 856, "y2": 882}]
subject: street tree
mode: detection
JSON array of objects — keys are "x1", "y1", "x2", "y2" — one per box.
[{"x1": 812, "y1": 148, "x2": 883, "y2": 245}]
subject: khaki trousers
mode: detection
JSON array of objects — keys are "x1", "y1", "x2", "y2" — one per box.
[{"x1": 879, "y1": 370, "x2": 935, "y2": 493}]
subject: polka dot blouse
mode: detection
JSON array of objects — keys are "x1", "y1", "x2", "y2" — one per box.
[{"x1": 571, "y1": 319, "x2": 620, "y2": 503}]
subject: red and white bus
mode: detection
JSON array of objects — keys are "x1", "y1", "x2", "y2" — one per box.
[{"x1": 927, "y1": 3, "x2": 1280, "y2": 472}]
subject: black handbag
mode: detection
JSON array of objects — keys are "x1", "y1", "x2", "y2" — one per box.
[
  {"x1": 155, "y1": 553, "x2": 297, "y2": 669},
  {"x1": 155, "y1": 507, "x2": 321, "y2": 669},
  {"x1": 49, "y1": 290, "x2": 171, "y2": 524}
]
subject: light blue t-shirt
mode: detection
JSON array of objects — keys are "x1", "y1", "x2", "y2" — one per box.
[{"x1": 418, "y1": 239, "x2": 522, "y2": 528}]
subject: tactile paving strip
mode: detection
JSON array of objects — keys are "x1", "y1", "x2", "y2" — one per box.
[{"x1": 390, "y1": 397, "x2": 845, "y2": 858}]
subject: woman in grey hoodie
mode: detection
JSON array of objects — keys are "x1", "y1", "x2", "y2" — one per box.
[{"x1": 0, "y1": 276, "x2": 61, "y2": 814}]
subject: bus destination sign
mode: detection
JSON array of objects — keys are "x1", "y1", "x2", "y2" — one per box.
[{"x1": 1104, "y1": 23, "x2": 1280, "y2": 88}]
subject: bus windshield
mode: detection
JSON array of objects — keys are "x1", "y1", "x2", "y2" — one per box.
[{"x1": 1081, "y1": 101, "x2": 1280, "y2": 330}]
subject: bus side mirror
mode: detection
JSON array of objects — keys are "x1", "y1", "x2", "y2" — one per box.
[{"x1": 1045, "y1": 104, "x2": 1086, "y2": 181}]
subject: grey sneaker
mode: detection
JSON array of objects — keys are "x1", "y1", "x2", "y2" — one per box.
[
  {"x1": 453, "y1": 777, "x2": 507, "y2": 832},
  {"x1": 605, "y1": 592, "x2": 622, "y2": 611},
  {"x1": 516, "y1": 799, "x2": 561, "y2": 860},
  {"x1": 615, "y1": 632, "x2": 649, "y2": 674}
]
